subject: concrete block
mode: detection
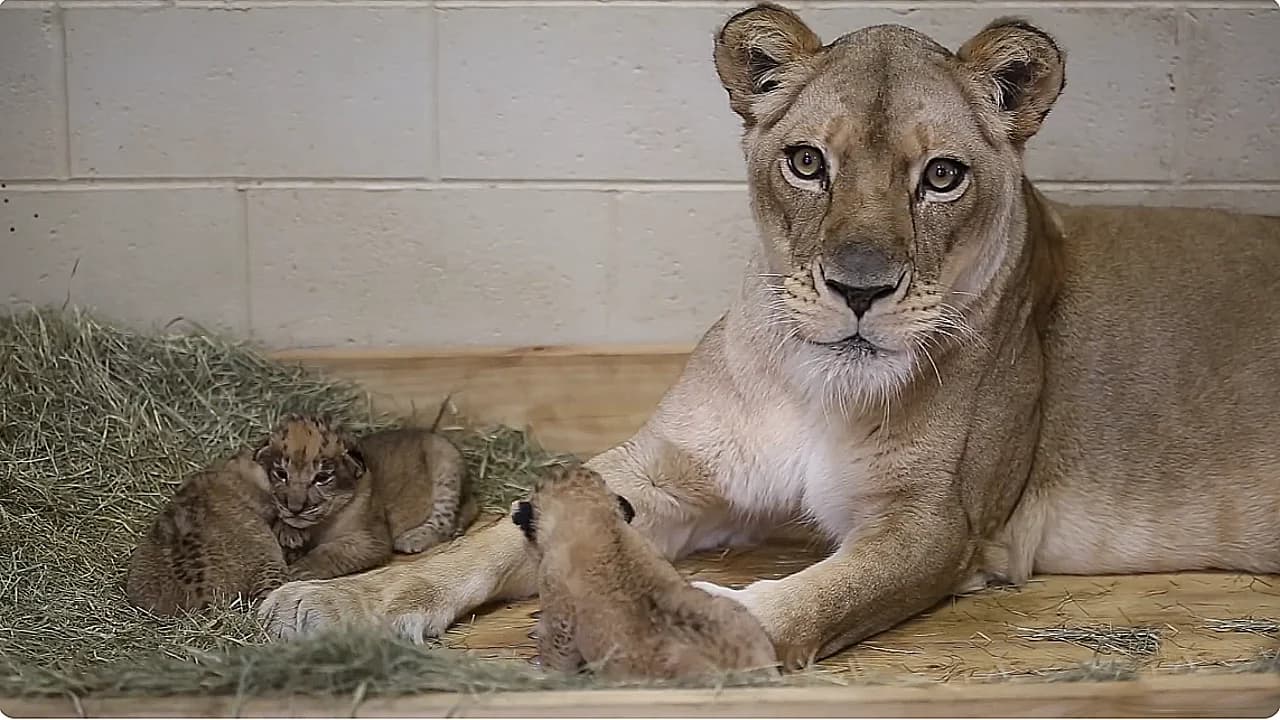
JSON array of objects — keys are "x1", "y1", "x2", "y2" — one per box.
[
  {"x1": 65, "y1": 6, "x2": 433, "y2": 178},
  {"x1": 611, "y1": 190, "x2": 755, "y2": 344},
  {"x1": 809, "y1": 7, "x2": 1178, "y2": 182},
  {"x1": 438, "y1": 6, "x2": 743, "y2": 181},
  {"x1": 1180, "y1": 9, "x2": 1280, "y2": 182},
  {"x1": 247, "y1": 189, "x2": 613, "y2": 348},
  {"x1": 0, "y1": 7, "x2": 66, "y2": 179},
  {"x1": 439, "y1": 5, "x2": 1176, "y2": 182},
  {"x1": 1, "y1": 187, "x2": 246, "y2": 333},
  {"x1": 1045, "y1": 187, "x2": 1280, "y2": 217}
]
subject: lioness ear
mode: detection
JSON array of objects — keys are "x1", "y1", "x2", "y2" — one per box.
[
  {"x1": 957, "y1": 17, "x2": 1065, "y2": 145},
  {"x1": 714, "y1": 3, "x2": 822, "y2": 127}
]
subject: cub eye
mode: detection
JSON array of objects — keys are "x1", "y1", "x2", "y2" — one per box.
[
  {"x1": 313, "y1": 471, "x2": 334, "y2": 486},
  {"x1": 786, "y1": 145, "x2": 826, "y2": 181},
  {"x1": 270, "y1": 467, "x2": 288, "y2": 483},
  {"x1": 921, "y1": 158, "x2": 968, "y2": 194}
]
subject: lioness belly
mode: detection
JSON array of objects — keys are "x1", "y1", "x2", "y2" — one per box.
[{"x1": 1028, "y1": 204, "x2": 1280, "y2": 575}]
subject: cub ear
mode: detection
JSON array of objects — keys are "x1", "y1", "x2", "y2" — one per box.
[
  {"x1": 344, "y1": 447, "x2": 367, "y2": 477},
  {"x1": 714, "y1": 3, "x2": 823, "y2": 127},
  {"x1": 511, "y1": 500, "x2": 536, "y2": 542},
  {"x1": 957, "y1": 17, "x2": 1066, "y2": 145},
  {"x1": 615, "y1": 495, "x2": 636, "y2": 524},
  {"x1": 252, "y1": 438, "x2": 273, "y2": 465}
]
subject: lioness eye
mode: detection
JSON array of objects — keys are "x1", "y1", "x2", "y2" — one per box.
[
  {"x1": 786, "y1": 145, "x2": 826, "y2": 181},
  {"x1": 270, "y1": 467, "x2": 287, "y2": 483},
  {"x1": 314, "y1": 471, "x2": 334, "y2": 486},
  {"x1": 922, "y1": 158, "x2": 968, "y2": 194}
]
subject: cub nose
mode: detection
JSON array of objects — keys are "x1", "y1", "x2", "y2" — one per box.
[{"x1": 825, "y1": 279, "x2": 896, "y2": 318}]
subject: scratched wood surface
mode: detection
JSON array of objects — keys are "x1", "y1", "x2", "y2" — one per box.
[{"x1": 436, "y1": 536, "x2": 1279, "y2": 683}]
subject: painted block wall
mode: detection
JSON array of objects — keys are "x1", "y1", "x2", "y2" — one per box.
[{"x1": 1, "y1": 1, "x2": 1277, "y2": 349}]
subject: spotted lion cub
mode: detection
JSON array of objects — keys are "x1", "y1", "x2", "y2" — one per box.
[
  {"x1": 511, "y1": 465, "x2": 778, "y2": 680},
  {"x1": 257, "y1": 415, "x2": 475, "y2": 581},
  {"x1": 126, "y1": 449, "x2": 286, "y2": 615}
]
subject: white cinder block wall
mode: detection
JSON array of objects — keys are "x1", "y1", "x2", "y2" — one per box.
[{"x1": 2, "y1": 1, "x2": 1277, "y2": 349}]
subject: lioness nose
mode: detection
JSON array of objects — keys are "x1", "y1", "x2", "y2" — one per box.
[{"x1": 825, "y1": 279, "x2": 896, "y2": 318}]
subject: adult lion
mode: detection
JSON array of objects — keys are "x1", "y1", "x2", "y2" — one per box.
[{"x1": 262, "y1": 4, "x2": 1280, "y2": 667}]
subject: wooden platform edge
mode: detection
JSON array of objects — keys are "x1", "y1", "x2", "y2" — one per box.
[
  {"x1": 4, "y1": 673, "x2": 1277, "y2": 719},
  {"x1": 268, "y1": 343, "x2": 695, "y2": 457}
]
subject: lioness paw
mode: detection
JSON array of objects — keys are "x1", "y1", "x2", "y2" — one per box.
[
  {"x1": 259, "y1": 579, "x2": 364, "y2": 639},
  {"x1": 389, "y1": 610, "x2": 454, "y2": 644}
]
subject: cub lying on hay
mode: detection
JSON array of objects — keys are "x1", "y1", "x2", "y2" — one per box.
[
  {"x1": 126, "y1": 449, "x2": 288, "y2": 615},
  {"x1": 127, "y1": 414, "x2": 474, "y2": 614},
  {"x1": 512, "y1": 465, "x2": 779, "y2": 679},
  {"x1": 259, "y1": 415, "x2": 477, "y2": 580}
]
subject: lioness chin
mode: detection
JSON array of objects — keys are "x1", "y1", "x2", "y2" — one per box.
[{"x1": 259, "y1": 3, "x2": 1280, "y2": 667}]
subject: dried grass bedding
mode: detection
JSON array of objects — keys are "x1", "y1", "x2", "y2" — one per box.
[
  {"x1": 0, "y1": 308, "x2": 1274, "y2": 701},
  {"x1": 0, "y1": 308, "x2": 831, "y2": 699}
]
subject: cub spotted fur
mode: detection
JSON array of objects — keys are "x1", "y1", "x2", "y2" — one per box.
[
  {"x1": 126, "y1": 450, "x2": 286, "y2": 615},
  {"x1": 260, "y1": 4, "x2": 1280, "y2": 669},
  {"x1": 257, "y1": 415, "x2": 475, "y2": 580},
  {"x1": 512, "y1": 465, "x2": 777, "y2": 679}
]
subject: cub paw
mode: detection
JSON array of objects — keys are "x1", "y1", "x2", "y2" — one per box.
[{"x1": 393, "y1": 526, "x2": 450, "y2": 554}]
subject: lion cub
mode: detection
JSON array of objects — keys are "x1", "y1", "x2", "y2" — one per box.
[
  {"x1": 126, "y1": 449, "x2": 286, "y2": 615},
  {"x1": 258, "y1": 415, "x2": 475, "y2": 581},
  {"x1": 511, "y1": 465, "x2": 778, "y2": 680}
]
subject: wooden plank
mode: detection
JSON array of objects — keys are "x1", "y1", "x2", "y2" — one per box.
[
  {"x1": 272, "y1": 345, "x2": 692, "y2": 458},
  {"x1": 445, "y1": 541, "x2": 1280, "y2": 682},
  {"x1": 4, "y1": 673, "x2": 1277, "y2": 718}
]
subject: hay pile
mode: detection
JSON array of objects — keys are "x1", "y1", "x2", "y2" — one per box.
[{"x1": 0, "y1": 308, "x2": 610, "y2": 698}]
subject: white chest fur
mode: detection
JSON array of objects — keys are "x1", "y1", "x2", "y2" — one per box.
[{"x1": 713, "y1": 401, "x2": 880, "y2": 542}]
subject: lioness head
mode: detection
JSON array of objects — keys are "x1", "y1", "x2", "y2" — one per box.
[{"x1": 714, "y1": 4, "x2": 1064, "y2": 403}]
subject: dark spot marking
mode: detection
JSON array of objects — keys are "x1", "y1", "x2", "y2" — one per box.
[
  {"x1": 511, "y1": 501, "x2": 536, "y2": 542},
  {"x1": 615, "y1": 495, "x2": 635, "y2": 524}
]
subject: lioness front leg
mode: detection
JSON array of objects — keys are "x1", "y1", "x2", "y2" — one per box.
[
  {"x1": 260, "y1": 515, "x2": 536, "y2": 641},
  {"x1": 696, "y1": 503, "x2": 970, "y2": 668}
]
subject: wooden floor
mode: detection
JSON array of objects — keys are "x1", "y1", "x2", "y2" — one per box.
[
  {"x1": 5, "y1": 674, "x2": 1277, "y2": 718},
  {"x1": 443, "y1": 538, "x2": 1279, "y2": 683}
]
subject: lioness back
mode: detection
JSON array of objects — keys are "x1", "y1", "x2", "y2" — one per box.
[{"x1": 1028, "y1": 203, "x2": 1280, "y2": 575}]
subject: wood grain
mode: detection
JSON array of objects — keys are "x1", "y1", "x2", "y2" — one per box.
[
  {"x1": 4, "y1": 673, "x2": 1277, "y2": 718},
  {"x1": 273, "y1": 345, "x2": 692, "y2": 458},
  {"x1": 446, "y1": 540, "x2": 1280, "y2": 683}
]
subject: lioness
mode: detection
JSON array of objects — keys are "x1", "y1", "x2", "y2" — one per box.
[{"x1": 260, "y1": 4, "x2": 1280, "y2": 667}]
